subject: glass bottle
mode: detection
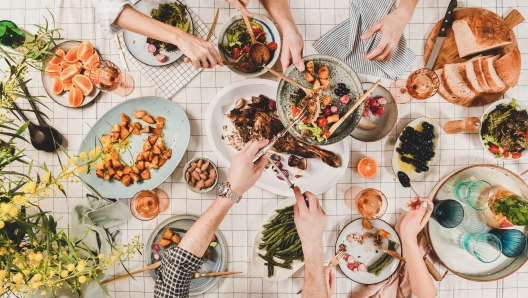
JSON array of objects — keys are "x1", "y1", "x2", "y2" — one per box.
[{"x1": 0, "y1": 20, "x2": 26, "y2": 48}]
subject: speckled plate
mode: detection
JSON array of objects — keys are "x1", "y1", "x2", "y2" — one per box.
[
  {"x1": 277, "y1": 54, "x2": 363, "y2": 146},
  {"x1": 426, "y1": 165, "x2": 528, "y2": 281},
  {"x1": 351, "y1": 83, "x2": 398, "y2": 142},
  {"x1": 391, "y1": 117, "x2": 440, "y2": 181},
  {"x1": 335, "y1": 218, "x2": 402, "y2": 285},
  {"x1": 145, "y1": 215, "x2": 227, "y2": 296}
]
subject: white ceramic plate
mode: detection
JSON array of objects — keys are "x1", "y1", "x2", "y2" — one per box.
[
  {"x1": 335, "y1": 218, "x2": 401, "y2": 285},
  {"x1": 79, "y1": 97, "x2": 190, "y2": 199},
  {"x1": 123, "y1": 0, "x2": 193, "y2": 66},
  {"x1": 391, "y1": 117, "x2": 440, "y2": 181},
  {"x1": 480, "y1": 98, "x2": 528, "y2": 161},
  {"x1": 217, "y1": 12, "x2": 281, "y2": 77},
  {"x1": 42, "y1": 40, "x2": 101, "y2": 108},
  {"x1": 205, "y1": 79, "x2": 350, "y2": 197},
  {"x1": 251, "y1": 197, "x2": 304, "y2": 281},
  {"x1": 145, "y1": 215, "x2": 226, "y2": 296}
]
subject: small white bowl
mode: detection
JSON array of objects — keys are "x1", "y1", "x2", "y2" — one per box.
[
  {"x1": 480, "y1": 98, "x2": 528, "y2": 161},
  {"x1": 183, "y1": 157, "x2": 218, "y2": 193},
  {"x1": 217, "y1": 12, "x2": 281, "y2": 77}
]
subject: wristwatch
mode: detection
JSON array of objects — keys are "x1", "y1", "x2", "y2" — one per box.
[{"x1": 217, "y1": 181, "x2": 242, "y2": 203}]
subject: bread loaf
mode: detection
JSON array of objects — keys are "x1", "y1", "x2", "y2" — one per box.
[
  {"x1": 472, "y1": 56, "x2": 493, "y2": 93},
  {"x1": 442, "y1": 63, "x2": 475, "y2": 103},
  {"x1": 459, "y1": 56, "x2": 484, "y2": 93},
  {"x1": 482, "y1": 55, "x2": 506, "y2": 93},
  {"x1": 452, "y1": 15, "x2": 511, "y2": 58},
  {"x1": 493, "y1": 47, "x2": 521, "y2": 87}
]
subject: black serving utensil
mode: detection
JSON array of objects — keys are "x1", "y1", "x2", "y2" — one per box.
[
  {"x1": 11, "y1": 102, "x2": 62, "y2": 152},
  {"x1": 397, "y1": 171, "x2": 421, "y2": 198}
]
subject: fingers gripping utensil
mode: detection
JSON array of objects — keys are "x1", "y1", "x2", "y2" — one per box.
[
  {"x1": 252, "y1": 107, "x2": 307, "y2": 163},
  {"x1": 183, "y1": 9, "x2": 219, "y2": 63}
]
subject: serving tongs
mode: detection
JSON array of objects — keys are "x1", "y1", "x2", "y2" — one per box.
[{"x1": 252, "y1": 107, "x2": 307, "y2": 163}]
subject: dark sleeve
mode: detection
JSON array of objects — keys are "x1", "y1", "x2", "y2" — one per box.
[{"x1": 154, "y1": 246, "x2": 203, "y2": 298}]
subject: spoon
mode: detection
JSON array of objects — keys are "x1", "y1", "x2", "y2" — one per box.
[
  {"x1": 262, "y1": 65, "x2": 320, "y2": 95},
  {"x1": 11, "y1": 102, "x2": 62, "y2": 152},
  {"x1": 241, "y1": 14, "x2": 270, "y2": 66},
  {"x1": 397, "y1": 171, "x2": 420, "y2": 198}
]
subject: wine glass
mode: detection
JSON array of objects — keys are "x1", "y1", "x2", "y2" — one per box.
[
  {"x1": 344, "y1": 187, "x2": 388, "y2": 219},
  {"x1": 130, "y1": 189, "x2": 169, "y2": 220},
  {"x1": 89, "y1": 60, "x2": 134, "y2": 96},
  {"x1": 390, "y1": 68, "x2": 440, "y2": 103}
]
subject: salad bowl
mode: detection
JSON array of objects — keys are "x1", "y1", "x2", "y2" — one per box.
[
  {"x1": 480, "y1": 98, "x2": 528, "y2": 161},
  {"x1": 217, "y1": 12, "x2": 281, "y2": 77}
]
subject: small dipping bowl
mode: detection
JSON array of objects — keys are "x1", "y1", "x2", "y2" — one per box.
[{"x1": 183, "y1": 157, "x2": 219, "y2": 193}]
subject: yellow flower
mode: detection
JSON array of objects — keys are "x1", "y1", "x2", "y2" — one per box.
[
  {"x1": 98, "y1": 254, "x2": 104, "y2": 260},
  {"x1": 12, "y1": 195, "x2": 27, "y2": 206},
  {"x1": 76, "y1": 264, "x2": 85, "y2": 272},
  {"x1": 42, "y1": 171, "x2": 51, "y2": 184},
  {"x1": 0, "y1": 221, "x2": 4, "y2": 229},
  {"x1": 63, "y1": 173, "x2": 71, "y2": 179},
  {"x1": 31, "y1": 281, "x2": 40, "y2": 289},
  {"x1": 78, "y1": 275, "x2": 87, "y2": 284},
  {"x1": 76, "y1": 166, "x2": 87, "y2": 174},
  {"x1": 67, "y1": 263, "x2": 75, "y2": 271},
  {"x1": 68, "y1": 157, "x2": 77, "y2": 165},
  {"x1": 49, "y1": 271, "x2": 55, "y2": 278},
  {"x1": 23, "y1": 269, "x2": 30, "y2": 276},
  {"x1": 0, "y1": 270, "x2": 6, "y2": 279},
  {"x1": 0, "y1": 288, "x2": 5, "y2": 294},
  {"x1": 60, "y1": 270, "x2": 69, "y2": 278},
  {"x1": 13, "y1": 272, "x2": 23, "y2": 283},
  {"x1": 79, "y1": 152, "x2": 88, "y2": 160},
  {"x1": 8, "y1": 207, "x2": 18, "y2": 217},
  {"x1": 1, "y1": 203, "x2": 11, "y2": 214},
  {"x1": 110, "y1": 256, "x2": 116, "y2": 262},
  {"x1": 22, "y1": 181, "x2": 37, "y2": 194},
  {"x1": 89, "y1": 147, "x2": 101, "y2": 159},
  {"x1": 32, "y1": 273, "x2": 42, "y2": 281},
  {"x1": 94, "y1": 161, "x2": 104, "y2": 170},
  {"x1": 40, "y1": 291, "x2": 47, "y2": 296},
  {"x1": 34, "y1": 253, "x2": 43, "y2": 262}
]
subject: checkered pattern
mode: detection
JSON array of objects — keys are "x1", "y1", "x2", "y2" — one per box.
[
  {"x1": 154, "y1": 246, "x2": 203, "y2": 298},
  {"x1": 2, "y1": 0, "x2": 528, "y2": 297}
]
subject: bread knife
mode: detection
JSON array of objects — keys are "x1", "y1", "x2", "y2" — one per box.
[{"x1": 425, "y1": 0, "x2": 458, "y2": 69}]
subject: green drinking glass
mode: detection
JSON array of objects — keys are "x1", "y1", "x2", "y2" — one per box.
[{"x1": 454, "y1": 180, "x2": 495, "y2": 210}]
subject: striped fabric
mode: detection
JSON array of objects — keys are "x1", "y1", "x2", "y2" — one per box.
[
  {"x1": 314, "y1": 0, "x2": 416, "y2": 80},
  {"x1": 91, "y1": 0, "x2": 133, "y2": 35}
]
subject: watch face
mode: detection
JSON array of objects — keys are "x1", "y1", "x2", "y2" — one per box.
[{"x1": 217, "y1": 182, "x2": 228, "y2": 196}]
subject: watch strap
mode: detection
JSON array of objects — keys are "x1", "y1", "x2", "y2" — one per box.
[{"x1": 226, "y1": 189, "x2": 242, "y2": 203}]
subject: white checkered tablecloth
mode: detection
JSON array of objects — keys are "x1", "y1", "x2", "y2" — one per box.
[{"x1": 2, "y1": 0, "x2": 528, "y2": 297}]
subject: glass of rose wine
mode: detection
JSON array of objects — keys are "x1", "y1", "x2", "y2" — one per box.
[
  {"x1": 344, "y1": 187, "x2": 388, "y2": 219},
  {"x1": 389, "y1": 68, "x2": 440, "y2": 103},
  {"x1": 89, "y1": 60, "x2": 134, "y2": 96},
  {"x1": 130, "y1": 189, "x2": 169, "y2": 221}
]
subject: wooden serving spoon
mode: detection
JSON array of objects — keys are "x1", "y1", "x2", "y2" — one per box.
[
  {"x1": 241, "y1": 14, "x2": 270, "y2": 66},
  {"x1": 262, "y1": 66, "x2": 319, "y2": 95}
]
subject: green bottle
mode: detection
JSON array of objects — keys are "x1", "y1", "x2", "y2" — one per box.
[{"x1": 0, "y1": 20, "x2": 26, "y2": 48}]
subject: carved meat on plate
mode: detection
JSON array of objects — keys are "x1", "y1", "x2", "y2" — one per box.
[{"x1": 226, "y1": 94, "x2": 341, "y2": 168}]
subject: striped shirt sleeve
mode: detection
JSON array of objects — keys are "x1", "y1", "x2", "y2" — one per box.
[{"x1": 92, "y1": 0, "x2": 133, "y2": 35}]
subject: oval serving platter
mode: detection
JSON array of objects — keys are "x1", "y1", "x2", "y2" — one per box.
[
  {"x1": 251, "y1": 197, "x2": 304, "y2": 281},
  {"x1": 391, "y1": 117, "x2": 440, "y2": 181},
  {"x1": 277, "y1": 54, "x2": 364, "y2": 146},
  {"x1": 123, "y1": 0, "x2": 194, "y2": 66},
  {"x1": 78, "y1": 96, "x2": 190, "y2": 199},
  {"x1": 335, "y1": 218, "x2": 402, "y2": 285},
  {"x1": 205, "y1": 79, "x2": 350, "y2": 197},
  {"x1": 145, "y1": 215, "x2": 227, "y2": 296},
  {"x1": 426, "y1": 164, "x2": 528, "y2": 281}
]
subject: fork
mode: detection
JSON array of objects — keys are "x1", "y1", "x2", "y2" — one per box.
[
  {"x1": 252, "y1": 107, "x2": 307, "y2": 163},
  {"x1": 297, "y1": 250, "x2": 346, "y2": 294}
]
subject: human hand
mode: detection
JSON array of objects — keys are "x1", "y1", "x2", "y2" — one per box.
[
  {"x1": 324, "y1": 266, "x2": 336, "y2": 297},
  {"x1": 400, "y1": 197, "x2": 433, "y2": 244},
  {"x1": 176, "y1": 32, "x2": 223, "y2": 69},
  {"x1": 280, "y1": 28, "x2": 305, "y2": 72},
  {"x1": 227, "y1": 140, "x2": 269, "y2": 195},
  {"x1": 360, "y1": 8, "x2": 412, "y2": 61},
  {"x1": 226, "y1": 0, "x2": 250, "y2": 16},
  {"x1": 293, "y1": 187, "x2": 326, "y2": 253}
]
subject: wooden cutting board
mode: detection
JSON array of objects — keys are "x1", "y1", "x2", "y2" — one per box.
[{"x1": 423, "y1": 8, "x2": 524, "y2": 107}]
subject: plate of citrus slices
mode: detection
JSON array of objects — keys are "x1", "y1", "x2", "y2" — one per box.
[{"x1": 42, "y1": 40, "x2": 101, "y2": 108}]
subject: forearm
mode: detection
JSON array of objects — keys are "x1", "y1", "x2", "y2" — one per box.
[
  {"x1": 301, "y1": 244, "x2": 327, "y2": 298},
  {"x1": 402, "y1": 239, "x2": 436, "y2": 298},
  {"x1": 260, "y1": 0, "x2": 299, "y2": 35},
  {"x1": 395, "y1": 0, "x2": 419, "y2": 22},
  {"x1": 179, "y1": 196, "x2": 234, "y2": 257},
  {"x1": 113, "y1": 5, "x2": 185, "y2": 46}
]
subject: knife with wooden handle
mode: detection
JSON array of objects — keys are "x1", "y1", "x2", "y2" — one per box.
[{"x1": 424, "y1": 0, "x2": 458, "y2": 69}]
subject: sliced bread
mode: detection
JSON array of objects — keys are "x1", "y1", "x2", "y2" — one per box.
[
  {"x1": 435, "y1": 68, "x2": 457, "y2": 102},
  {"x1": 442, "y1": 63, "x2": 475, "y2": 103},
  {"x1": 452, "y1": 15, "x2": 512, "y2": 58},
  {"x1": 493, "y1": 47, "x2": 521, "y2": 87},
  {"x1": 459, "y1": 56, "x2": 484, "y2": 93},
  {"x1": 482, "y1": 55, "x2": 507, "y2": 93},
  {"x1": 472, "y1": 56, "x2": 494, "y2": 93}
]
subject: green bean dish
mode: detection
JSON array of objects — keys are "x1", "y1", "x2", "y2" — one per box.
[{"x1": 258, "y1": 205, "x2": 303, "y2": 277}]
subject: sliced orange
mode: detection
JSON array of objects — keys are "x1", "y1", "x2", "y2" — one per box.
[
  {"x1": 68, "y1": 87, "x2": 84, "y2": 107},
  {"x1": 64, "y1": 46, "x2": 79, "y2": 63},
  {"x1": 77, "y1": 41, "x2": 94, "y2": 62},
  {"x1": 357, "y1": 157, "x2": 378, "y2": 178},
  {"x1": 45, "y1": 64, "x2": 62, "y2": 78},
  {"x1": 64, "y1": 80, "x2": 74, "y2": 91},
  {"x1": 60, "y1": 61, "x2": 82, "y2": 69},
  {"x1": 52, "y1": 77, "x2": 64, "y2": 94},
  {"x1": 83, "y1": 52, "x2": 100, "y2": 70},
  {"x1": 72, "y1": 74, "x2": 93, "y2": 96},
  {"x1": 60, "y1": 65, "x2": 80, "y2": 81},
  {"x1": 49, "y1": 48, "x2": 65, "y2": 65}
]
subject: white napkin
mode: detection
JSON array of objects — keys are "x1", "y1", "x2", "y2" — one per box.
[{"x1": 314, "y1": 0, "x2": 416, "y2": 80}]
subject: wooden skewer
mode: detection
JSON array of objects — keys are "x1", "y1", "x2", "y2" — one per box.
[
  {"x1": 193, "y1": 271, "x2": 243, "y2": 278},
  {"x1": 384, "y1": 250, "x2": 406, "y2": 263},
  {"x1": 328, "y1": 79, "x2": 381, "y2": 135},
  {"x1": 102, "y1": 262, "x2": 161, "y2": 286}
]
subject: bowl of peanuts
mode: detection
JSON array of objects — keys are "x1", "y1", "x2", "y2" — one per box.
[{"x1": 183, "y1": 157, "x2": 218, "y2": 193}]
